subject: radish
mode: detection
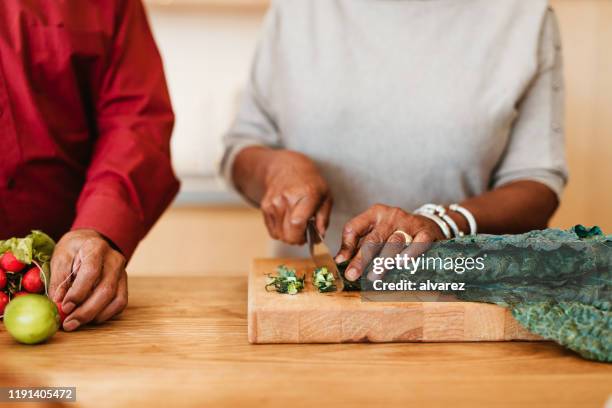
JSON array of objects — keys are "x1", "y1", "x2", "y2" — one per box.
[
  {"x1": 0, "y1": 269, "x2": 6, "y2": 290},
  {"x1": 0, "y1": 292, "x2": 8, "y2": 315},
  {"x1": 1, "y1": 252, "x2": 25, "y2": 272},
  {"x1": 22, "y1": 266, "x2": 44, "y2": 294},
  {"x1": 55, "y1": 302, "x2": 67, "y2": 325}
]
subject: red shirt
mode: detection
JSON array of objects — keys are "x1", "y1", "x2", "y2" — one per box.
[{"x1": 0, "y1": 0, "x2": 180, "y2": 258}]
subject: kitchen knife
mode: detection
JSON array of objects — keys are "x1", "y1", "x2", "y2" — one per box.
[{"x1": 307, "y1": 219, "x2": 344, "y2": 292}]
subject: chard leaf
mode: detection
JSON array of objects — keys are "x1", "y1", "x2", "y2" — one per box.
[{"x1": 266, "y1": 265, "x2": 305, "y2": 295}]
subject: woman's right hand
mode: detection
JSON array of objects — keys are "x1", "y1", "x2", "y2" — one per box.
[
  {"x1": 261, "y1": 150, "x2": 332, "y2": 245},
  {"x1": 252, "y1": 148, "x2": 332, "y2": 245}
]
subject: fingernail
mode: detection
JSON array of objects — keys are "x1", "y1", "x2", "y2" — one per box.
[
  {"x1": 63, "y1": 319, "x2": 80, "y2": 332},
  {"x1": 62, "y1": 302, "x2": 75, "y2": 314},
  {"x1": 346, "y1": 268, "x2": 360, "y2": 282},
  {"x1": 335, "y1": 254, "x2": 346, "y2": 263}
]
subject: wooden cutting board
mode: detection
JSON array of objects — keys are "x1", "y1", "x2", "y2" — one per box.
[{"x1": 248, "y1": 258, "x2": 542, "y2": 344}]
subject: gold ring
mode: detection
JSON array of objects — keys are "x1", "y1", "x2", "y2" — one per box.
[{"x1": 392, "y1": 230, "x2": 412, "y2": 244}]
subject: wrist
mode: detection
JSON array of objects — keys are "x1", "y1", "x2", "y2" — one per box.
[
  {"x1": 69, "y1": 228, "x2": 122, "y2": 254},
  {"x1": 416, "y1": 216, "x2": 448, "y2": 240},
  {"x1": 414, "y1": 210, "x2": 452, "y2": 239},
  {"x1": 263, "y1": 150, "x2": 317, "y2": 187},
  {"x1": 448, "y1": 203, "x2": 478, "y2": 235},
  {"x1": 414, "y1": 203, "x2": 478, "y2": 238},
  {"x1": 233, "y1": 146, "x2": 276, "y2": 202},
  {"x1": 444, "y1": 207, "x2": 470, "y2": 234}
]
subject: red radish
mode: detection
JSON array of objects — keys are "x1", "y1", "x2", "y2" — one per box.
[
  {"x1": 0, "y1": 252, "x2": 25, "y2": 272},
  {"x1": 22, "y1": 266, "x2": 44, "y2": 294},
  {"x1": 55, "y1": 301, "x2": 67, "y2": 325},
  {"x1": 13, "y1": 291, "x2": 28, "y2": 298},
  {"x1": 0, "y1": 292, "x2": 8, "y2": 315},
  {"x1": 0, "y1": 269, "x2": 6, "y2": 290}
]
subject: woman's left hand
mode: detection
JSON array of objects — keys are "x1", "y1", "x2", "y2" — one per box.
[{"x1": 335, "y1": 204, "x2": 446, "y2": 282}]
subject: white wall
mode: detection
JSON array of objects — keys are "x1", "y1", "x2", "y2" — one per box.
[{"x1": 145, "y1": 6, "x2": 265, "y2": 199}]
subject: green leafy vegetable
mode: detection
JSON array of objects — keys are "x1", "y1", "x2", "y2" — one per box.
[
  {"x1": 266, "y1": 265, "x2": 304, "y2": 295},
  {"x1": 0, "y1": 230, "x2": 54, "y2": 265},
  {"x1": 0, "y1": 231, "x2": 55, "y2": 298},
  {"x1": 312, "y1": 266, "x2": 336, "y2": 292},
  {"x1": 346, "y1": 225, "x2": 611, "y2": 362},
  {"x1": 337, "y1": 261, "x2": 360, "y2": 291}
]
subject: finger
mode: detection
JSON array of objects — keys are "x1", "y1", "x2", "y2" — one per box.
[
  {"x1": 63, "y1": 253, "x2": 124, "y2": 331},
  {"x1": 61, "y1": 241, "x2": 107, "y2": 314},
  {"x1": 367, "y1": 230, "x2": 413, "y2": 281},
  {"x1": 284, "y1": 195, "x2": 319, "y2": 245},
  {"x1": 262, "y1": 211, "x2": 278, "y2": 240},
  {"x1": 335, "y1": 210, "x2": 376, "y2": 264},
  {"x1": 315, "y1": 196, "x2": 333, "y2": 237},
  {"x1": 344, "y1": 224, "x2": 394, "y2": 282},
  {"x1": 270, "y1": 194, "x2": 288, "y2": 241},
  {"x1": 402, "y1": 230, "x2": 436, "y2": 260},
  {"x1": 380, "y1": 230, "x2": 413, "y2": 259},
  {"x1": 357, "y1": 223, "x2": 396, "y2": 278},
  {"x1": 49, "y1": 252, "x2": 75, "y2": 303},
  {"x1": 261, "y1": 195, "x2": 281, "y2": 240},
  {"x1": 94, "y1": 271, "x2": 128, "y2": 323}
]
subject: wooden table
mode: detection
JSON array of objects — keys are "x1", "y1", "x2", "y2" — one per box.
[{"x1": 1, "y1": 277, "x2": 610, "y2": 408}]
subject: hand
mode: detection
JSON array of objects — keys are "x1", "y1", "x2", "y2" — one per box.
[
  {"x1": 48, "y1": 229, "x2": 128, "y2": 331},
  {"x1": 260, "y1": 150, "x2": 332, "y2": 245},
  {"x1": 335, "y1": 204, "x2": 446, "y2": 282}
]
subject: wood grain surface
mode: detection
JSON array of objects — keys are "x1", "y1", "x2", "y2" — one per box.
[
  {"x1": 0, "y1": 276, "x2": 610, "y2": 408},
  {"x1": 249, "y1": 259, "x2": 540, "y2": 344}
]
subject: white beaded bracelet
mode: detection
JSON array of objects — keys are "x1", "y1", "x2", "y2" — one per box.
[
  {"x1": 449, "y1": 204, "x2": 477, "y2": 235},
  {"x1": 439, "y1": 210, "x2": 463, "y2": 238},
  {"x1": 414, "y1": 210, "x2": 452, "y2": 239},
  {"x1": 415, "y1": 204, "x2": 463, "y2": 238}
]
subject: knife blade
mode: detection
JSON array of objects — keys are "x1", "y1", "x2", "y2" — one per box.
[{"x1": 307, "y1": 219, "x2": 344, "y2": 292}]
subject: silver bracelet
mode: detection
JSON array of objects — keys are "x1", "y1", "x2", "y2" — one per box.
[
  {"x1": 414, "y1": 209, "x2": 452, "y2": 239},
  {"x1": 416, "y1": 204, "x2": 438, "y2": 213},
  {"x1": 439, "y1": 210, "x2": 463, "y2": 238},
  {"x1": 449, "y1": 204, "x2": 477, "y2": 235},
  {"x1": 415, "y1": 204, "x2": 463, "y2": 238}
]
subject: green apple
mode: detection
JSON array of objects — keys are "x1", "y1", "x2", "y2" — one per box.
[{"x1": 3, "y1": 294, "x2": 59, "y2": 344}]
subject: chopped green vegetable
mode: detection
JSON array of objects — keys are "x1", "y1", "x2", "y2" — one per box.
[
  {"x1": 266, "y1": 265, "x2": 304, "y2": 295},
  {"x1": 312, "y1": 266, "x2": 336, "y2": 292}
]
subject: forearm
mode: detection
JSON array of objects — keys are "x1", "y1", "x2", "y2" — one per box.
[
  {"x1": 445, "y1": 180, "x2": 559, "y2": 235},
  {"x1": 76, "y1": 0, "x2": 179, "y2": 258},
  {"x1": 232, "y1": 146, "x2": 333, "y2": 242}
]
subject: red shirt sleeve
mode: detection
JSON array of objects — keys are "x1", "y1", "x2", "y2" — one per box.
[{"x1": 71, "y1": 0, "x2": 180, "y2": 259}]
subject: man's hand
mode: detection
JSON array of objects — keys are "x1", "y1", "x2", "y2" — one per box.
[
  {"x1": 258, "y1": 149, "x2": 332, "y2": 245},
  {"x1": 335, "y1": 204, "x2": 446, "y2": 282},
  {"x1": 48, "y1": 229, "x2": 128, "y2": 332}
]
